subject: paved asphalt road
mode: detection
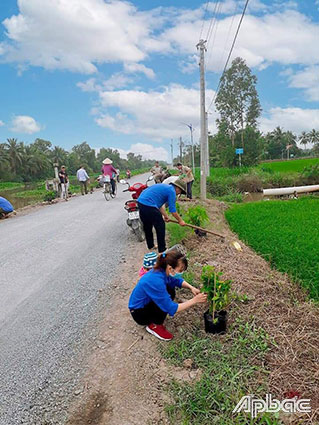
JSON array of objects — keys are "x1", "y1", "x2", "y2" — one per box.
[{"x1": 0, "y1": 174, "x2": 150, "y2": 425}]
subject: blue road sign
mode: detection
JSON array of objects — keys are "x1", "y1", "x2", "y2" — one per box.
[{"x1": 236, "y1": 148, "x2": 244, "y2": 154}]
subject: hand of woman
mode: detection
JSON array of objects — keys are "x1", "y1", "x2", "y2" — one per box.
[
  {"x1": 193, "y1": 293, "x2": 208, "y2": 304},
  {"x1": 190, "y1": 286, "x2": 200, "y2": 296}
]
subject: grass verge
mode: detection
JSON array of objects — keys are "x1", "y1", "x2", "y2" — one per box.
[{"x1": 160, "y1": 319, "x2": 281, "y2": 425}]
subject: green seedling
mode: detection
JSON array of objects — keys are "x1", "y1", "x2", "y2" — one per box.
[{"x1": 201, "y1": 265, "x2": 232, "y2": 322}]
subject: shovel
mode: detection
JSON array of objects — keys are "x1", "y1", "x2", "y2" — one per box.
[{"x1": 167, "y1": 219, "x2": 225, "y2": 239}]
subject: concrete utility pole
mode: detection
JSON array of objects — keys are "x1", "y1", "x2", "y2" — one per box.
[
  {"x1": 170, "y1": 139, "x2": 174, "y2": 167},
  {"x1": 179, "y1": 137, "x2": 184, "y2": 162},
  {"x1": 181, "y1": 122, "x2": 195, "y2": 175},
  {"x1": 197, "y1": 39, "x2": 208, "y2": 200}
]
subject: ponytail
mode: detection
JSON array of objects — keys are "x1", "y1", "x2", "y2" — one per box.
[{"x1": 154, "y1": 251, "x2": 184, "y2": 271}]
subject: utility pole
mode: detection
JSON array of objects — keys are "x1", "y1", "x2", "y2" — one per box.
[
  {"x1": 197, "y1": 39, "x2": 207, "y2": 200},
  {"x1": 181, "y1": 122, "x2": 195, "y2": 175},
  {"x1": 205, "y1": 112, "x2": 210, "y2": 175},
  {"x1": 170, "y1": 139, "x2": 174, "y2": 167},
  {"x1": 179, "y1": 137, "x2": 184, "y2": 163}
]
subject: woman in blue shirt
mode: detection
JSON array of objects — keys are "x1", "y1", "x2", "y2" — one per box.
[
  {"x1": 129, "y1": 251, "x2": 207, "y2": 341},
  {"x1": 138, "y1": 180, "x2": 187, "y2": 253},
  {"x1": 0, "y1": 196, "x2": 14, "y2": 218}
]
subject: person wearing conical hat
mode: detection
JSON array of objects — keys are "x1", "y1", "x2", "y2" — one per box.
[
  {"x1": 137, "y1": 179, "x2": 187, "y2": 254},
  {"x1": 101, "y1": 158, "x2": 118, "y2": 195}
]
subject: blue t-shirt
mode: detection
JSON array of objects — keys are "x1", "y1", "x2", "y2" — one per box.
[
  {"x1": 0, "y1": 197, "x2": 13, "y2": 213},
  {"x1": 138, "y1": 184, "x2": 177, "y2": 213},
  {"x1": 128, "y1": 269, "x2": 183, "y2": 316}
]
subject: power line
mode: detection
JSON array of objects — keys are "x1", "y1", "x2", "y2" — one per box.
[
  {"x1": 207, "y1": 0, "x2": 251, "y2": 112},
  {"x1": 199, "y1": 1, "x2": 210, "y2": 41}
]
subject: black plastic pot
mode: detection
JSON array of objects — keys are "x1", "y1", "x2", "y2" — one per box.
[
  {"x1": 204, "y1": 310, "x2": 227, "y2": 334},
  {"x1": 195, "y1": 229, "x2": 207, "y2": 237}
]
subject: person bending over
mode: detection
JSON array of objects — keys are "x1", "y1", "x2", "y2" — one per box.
[
  {"x1": 129, "y1": 252, "x2": 207, "y2": 341},
  {"x1": 137, "y1": 179, "x2": 187, "y2": 253}
]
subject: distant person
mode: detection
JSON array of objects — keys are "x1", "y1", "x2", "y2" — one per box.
[
  {"x1": 76, "y1": 165, "x2": 90, "y2": 195},
  {"x1": 59, "y1": 165, "x2": 69, "y2": 201},
  {"x1": 137, "y1": 179, "x2": 187, "y2": 253},
  {"x1": 101, "y1": 158, "x2": 118, "y2": 195},
  {"x1": 0, "y1": 196, "x2": 14, "y2": 218},
  {"x1": 150, "y1": 161, "x2": 163, "y2": 183},
  {"x1": 176, "y1": 162, "x2": 195, "y2": 200}
]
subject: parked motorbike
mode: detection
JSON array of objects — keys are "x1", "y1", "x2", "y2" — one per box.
[{"x1": 120, "y1": 176, "x2": 154, "y2": 242}]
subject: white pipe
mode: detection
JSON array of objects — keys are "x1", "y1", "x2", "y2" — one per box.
[{"x1": 263, "y1": 184, "x2": 319, "y2": 196}]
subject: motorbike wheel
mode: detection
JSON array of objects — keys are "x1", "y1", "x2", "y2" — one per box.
[{"x1": 134, "y1": 223, "x2": 145, "y2": 242}]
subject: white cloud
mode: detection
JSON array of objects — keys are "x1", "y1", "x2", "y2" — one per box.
[
  {"x1": 11, "y1": 115, "x2": 41, "y2": 134},
  {"x1": 0, "y1": 120, "x2": 4, "y2": 127},
  {"x1": 95, "y1": 84, "x2": 216, "y2": 140},
  {"x1": 1, "y1": 0, "x2": 318, "y2": 79},
  {"x1": 111, "y1": 143, "x2": 168, "y2": 161},
  {"x1": 123, "y1": 63, "x2": 155, "y2": 79},
  {"x1": 287, "y1": 66, "x2": 319, "y2": 102},
  {"x1": 0, "y1": 0, "x2": 157, "y2": 73},
  {"x1": 161, "y1": 10, "x2": 319, "y2": 72},
  {"x1": 260, "y1": 107, "x2": 319, "y2": 134}
]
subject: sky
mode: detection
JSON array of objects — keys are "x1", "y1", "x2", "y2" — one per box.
[{"x1": 0, "y1": 0, "x2": 318, "y2": 161}]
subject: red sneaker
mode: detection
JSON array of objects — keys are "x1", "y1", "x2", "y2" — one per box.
[{"x1": 146, "y1": 323, "x2": 173, "y2": 341}]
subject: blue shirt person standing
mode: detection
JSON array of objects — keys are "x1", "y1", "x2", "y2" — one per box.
[
  {"x1": 137, "y1": 180, "x2": 187, "y2": 253},
  {"x1": 0, "y1": 197, "x2": 14, "y2": 218}
]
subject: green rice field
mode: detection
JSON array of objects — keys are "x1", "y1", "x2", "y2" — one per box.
[
  {"x1": 259, "y1": 158, "x2": 319, "y2": 173},
  {"x1": 225, "y1": 197, "x2": 319, "y2": 300}
]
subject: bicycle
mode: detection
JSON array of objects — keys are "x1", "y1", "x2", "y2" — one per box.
[{"x1": 103, "y1": 175, "x2": 117, "y2": 201}]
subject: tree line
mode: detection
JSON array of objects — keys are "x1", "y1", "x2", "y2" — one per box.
[
  {"x1": 208, "y1": 57, "x2": 319, "y2": 168},
  {"x1": 0, "y1": 139, "x2": 163, "y2": 182}
]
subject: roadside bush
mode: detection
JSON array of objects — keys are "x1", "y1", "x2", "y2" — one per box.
[
  {"x1": 301, "y1": 164, "x2": 319, "y2": 185},
  {"x1": 43, "y1": 191, "x2": 57, "y2": 202},
  {"x1": 217, "y1": 191, "x2": 243, "y2": 203},
  {"x1": 236, "y1": 173, "x2": 263, "y2": 192},
  {"x1": 185, "y1": 205, "x2": 209, "y2": 227}
]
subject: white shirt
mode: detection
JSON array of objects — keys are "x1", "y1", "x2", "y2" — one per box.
[{"x1": 77, "y1": 168, "x2": 89, "y2": 181}]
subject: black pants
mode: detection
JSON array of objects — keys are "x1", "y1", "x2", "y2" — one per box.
[
  {"x1": 187, "y1": 181, "x2": 194, "y2": 199},
  {"x1": 110, "y1": 178, "x2": 116, "y2": 194},
  {"x1": 138, "y1": 203, "x2": 166, "y2": 253},
  {"x1": 130, "y1": 287, "x2": 176, "y2": 326}
]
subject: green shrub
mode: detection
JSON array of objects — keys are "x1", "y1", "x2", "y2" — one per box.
[
  {"x1": 301, "y1": 164, "x2": 319, "y2": 185},
  {"x1": 185, "y1": 205, "x2": 209, "y2": 227},
  {"x1": 201, "y1": 265, "x2": 232, "y2": 315},
  {"x1": 43, "y1": 191, "x2": 57, "y2": 202},
  {"x1": 217, "y1": 191, "x2": 243, "y2": 203},
  {"x1": 236, "y1": 173, "x2": 263, "y2": 193}
]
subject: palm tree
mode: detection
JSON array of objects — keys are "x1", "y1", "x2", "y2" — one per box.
[
  {"x1": 299, "y1": 131, "x2": 310, "y2": 148},
  {"x1": 51, "y1": 146, "x2": 68, "y2": 166},
  {"x1": 5, "y1": 138, "x2": 24, "y2": 175},
  {"x1": 0, "y1": 143, "x2": 9, "y2": 173},
  {"x1": 307, "y1": 129, "x2": 319, "y2": 146}
]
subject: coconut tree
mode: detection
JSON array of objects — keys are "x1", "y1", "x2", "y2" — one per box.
[
  {"x1": 51, "y1": 146, "x2": 68, "y2": 166},
  {"x1": 5, "y1": 138, "x2": 24, "y2": 175},
  {"x1": 299, "y1": 131, "x2": 310, "y2": 148},
  {"x1": 307, "y1": 129, "x2": 319, "y2": 146}
]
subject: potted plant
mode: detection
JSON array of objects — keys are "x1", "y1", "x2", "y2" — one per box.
[
  {"x1": 186, "y1": 205, "x2": 209, "y2": 237},
  {"x1": 201, "y1": 265, "x2": 232, "y2": 334}
]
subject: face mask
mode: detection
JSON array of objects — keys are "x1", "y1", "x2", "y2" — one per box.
[{"x1": 170, "y1": 272, "x2": 183, "y2": 279}]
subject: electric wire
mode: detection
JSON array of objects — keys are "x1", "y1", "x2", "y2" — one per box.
[
  {"x1": 207, "y1": 0, "x2": 251, "y2": 112},
  {"x1": 199, "y1": 1, "x2": 210, "y2": 41}
]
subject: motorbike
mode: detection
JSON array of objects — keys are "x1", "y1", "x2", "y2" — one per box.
[{"x1": 120, "y1": 176, "x2": 154, "y2": 242}]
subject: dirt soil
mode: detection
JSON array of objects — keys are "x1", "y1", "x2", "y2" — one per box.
[{"x1": 66, "y1": 199, "x2": 319, "y2": 425}]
